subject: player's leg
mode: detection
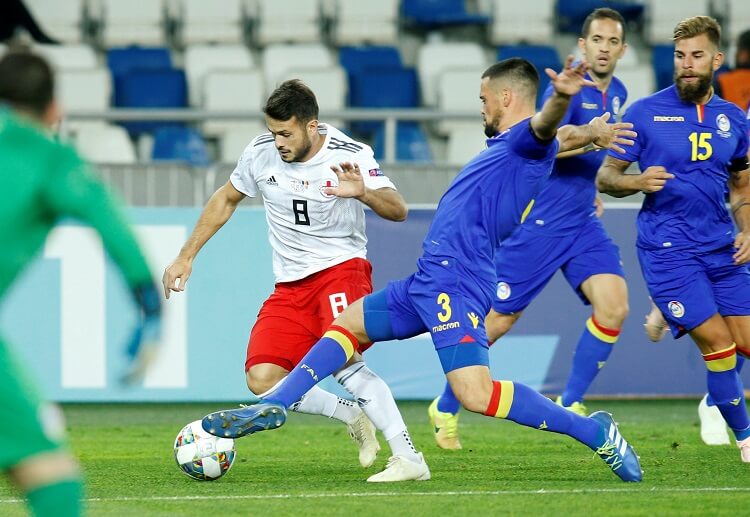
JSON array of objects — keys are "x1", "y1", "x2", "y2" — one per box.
[
  {"x1": 644, "y1": 298, "x2": 669, "y2": 342},
  {"x1": 0, "y1": 338, "x2": 83, "y2": 516}
]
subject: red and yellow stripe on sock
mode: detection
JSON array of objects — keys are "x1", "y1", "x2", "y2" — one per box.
[
  {"x1": 703, "y1": 343, "x2": 737, "y2": 372},
  {"x1": 484, "y1": 380, "x2": 515, "y2": 418},
  {"x1": 323, "y1": 325, "x2": 358, "y2": 361},
  {"x1": 586, "y1": 316, "x2": 620, "y2": 344}
]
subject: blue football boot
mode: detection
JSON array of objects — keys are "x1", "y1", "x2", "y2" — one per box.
[
  {"x1": 202, "y1": 402, "x2": 287, "y2": 439},
  {"x1": 589, "y1": 411, "x2": 643, "y2": 482}
]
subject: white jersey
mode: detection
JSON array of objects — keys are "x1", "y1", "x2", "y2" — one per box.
[{"x1": 230, "y1": 123, "x2": 397, "y2": 283}]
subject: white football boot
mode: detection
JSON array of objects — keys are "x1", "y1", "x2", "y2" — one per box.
[
  {"x1": 366, "y1": 452, "x2": 431, "y2": 482},
  {"x1": 347, "y1": 412, "x2": 380, "y2": 468},
  {"x1": 698, "y1": 394, "x2": 731, "y2": 446}
]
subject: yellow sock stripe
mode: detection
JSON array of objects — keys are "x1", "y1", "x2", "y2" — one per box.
[
  {"x1": 323, "y1": 330, "x2": 355, "y2": 360},
  {"x1": 494, "y1": 380, "x2": 515, "y2": 418},
  {"x1": 703, "y1": 343, "x2": 737, "y2": 372},
  {"x1": 520, "y1": 199, "x2": 535, "y2": 224},
  {"x1": 585, "y1": 317, "x2": 618, "y2": 344}
]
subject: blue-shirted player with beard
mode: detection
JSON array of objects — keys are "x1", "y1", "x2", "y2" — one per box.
[
  {"x1": 598, "y1": 16, "x2": 750, "y2": 463},
  {"x1": 428, "y1": 8, "x2": 631, "y2": 449},
  {"x1": 200, "y1": 57, "x2": 643, "y2": 483}
]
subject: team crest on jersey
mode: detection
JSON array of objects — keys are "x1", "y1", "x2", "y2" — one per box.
[
  {"x1": 319, "y1": 179, "x2": 338, "y2": 198},
  {"x1": 496, "y1": 282, "x2": 511, "y2": 300},
  {"x1": 369, "y1": 168, "x2": 384, "y2": 177},
  {"x1": 289, "y1": 179, "x2": 309, "y2": 192},
  {"x1": 612, "y1": 96, "x2": 621, "y2": 115},
  {"x1": 716, "y1": 114, "x2": 731, "y2": 138},
  {"x1": 668, "y1": 301, "x2": 685, "y2": 318}
]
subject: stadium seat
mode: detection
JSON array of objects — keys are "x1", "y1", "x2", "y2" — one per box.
[
  {"x1": 74, "y1": 124, "x2": 137, "y2": 164},
  {"x1": 436, "y1": 68, "x2": 485, "y2": 135},
  {"x1": 374, "y1": 122, "x2": 433, "y2": 163},
  {"x1": 152, "y1": 126, "x2": 211, "y2": 166},
  {"x1": 26, "y1": 0, "x2": 85, "y2": 43},
  {"x1": 98, "y1": 0, "x2": 166, "y2": 46},
  {"x1": 58, "y1": 68, "x2": 112, "y2": 131},
  {"x1": 262, "y1": 43, "x2": 334, "y2": 94},
  {"x1": 487, "y1": 0, "x2": 554, "y2": 45},
  {"x1": 339, "y1": 46, "x2": 406, "y2": 105},
  {"x1": 115, "y1": 68, "x2": 188, "y2": 136},
  {"x1": 184, "y1": 44, "x2": 254, "y2": 106},
  {"x1": 35, "y1": 44, "x2": 98, "y2": 70},
  {"x1": 645, "y1": 0, "x2": 709, "y2": 44},
  {"x1": 107, "y1": 47, "x2": 172, "y2": 105},
  {"x1": 446, "y1": 123, "x2": 484, "y2": 166},
  {"x1": 497, "y1": 45, "x2": 562, "y2": 106},
  {"x1": 402, "y1": 0, "x2": 490, "y2": 28},
  {"x1": 651, "y1": 44, "x2": 674, "y2": 92},
  {"x1": 557, "y1": 0, "x2": 644, "y2": 34},
  {"x1": 331, "y1": 0, "x2": 399, "y2": 46},
  {"x1": 417, "y1": 41, "x2": 487, "y2": 106},
  {"x1": 614, "y1": 65, "x2": 656, "y2": 107},
  {"x1": 255, "y1": 0, "x2": 321, "y2": 45},
  {"x1": 725, "y1": 0, "x2": 750, "y2": 43},
  {"x1": 202, "y1": 70, "x2": 264, "y2": 136},
  {"x1": 349, "y1": 67, "x2": 419, "y2": 137},
  {"x1": 176, "y1": 0, "x2": 245, "y2": 44},
  {"x1": 219, "y1": 124, "x2": 270, "y2": 163},
  {"x1": 283, "y1": 67, "x2": 347, "y2": 127}
]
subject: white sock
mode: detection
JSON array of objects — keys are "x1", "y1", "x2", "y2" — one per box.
[
  {"x1": 259, "y1": 378, "x2": 360, "y2": 424},
  {"x1": 335, "y1": 362, "x2": 421, "y2": 461}
]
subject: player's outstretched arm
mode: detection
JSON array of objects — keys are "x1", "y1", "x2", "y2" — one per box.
[
  {"x1": 596, "y1": 156, "x2": 674, "y2": 197},
  {"x1": 163, "y1": 181, "x2": 245, "y2": 298},
  {"x1": 729, "y1": 164, "x2": 750, "y2": 264},
  {"x1": 326, "y1": 162, "x2": 408, "y2": 221},
  {"x1": 530, "y1": 56, "x2": 596, "y2": 141},
  {"x1": 556, "y1": 112, "x2": 637, "y2": 156}
]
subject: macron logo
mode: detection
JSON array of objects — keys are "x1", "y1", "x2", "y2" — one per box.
[{"x1": 653, "y1": 116, "x2": 685, "y2": 122}]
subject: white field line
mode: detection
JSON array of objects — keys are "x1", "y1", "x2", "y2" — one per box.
[{"x1": 2, "y1": 486, "x2": 750, "y2": 504}]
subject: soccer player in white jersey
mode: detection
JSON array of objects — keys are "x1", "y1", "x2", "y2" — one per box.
[{"x1": 163, "y1": 80, "x2": 429, "y2": 481}]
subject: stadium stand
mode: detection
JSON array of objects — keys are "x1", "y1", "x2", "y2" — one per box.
[
  {"x1": 497, "y1": 44, "x2": 562, "y2": 106},
  {"x1": 152, "y1": 126, "x2": 211, "y2": 166},
  {"x1": 254, "y1": 0, "x2": 321, "y2": 46},
  {"x1": 261, "y1": 43, "x2": 334, "y2": 94},
  {"x1": 436, "y1": 68, "x2": 484, "y2": 135},
  {"x1": 174, "y1": 0, "x2": 246, "y2": 45},
  {"x1": 417, "y1": 41, "x2": 487, "y2": 106},
  {"x1": 183, "y1": 43, "x2": 254, "y2": 106},
  {"x1": 25, "y1": 0, "x2": 86, "y2": 43},
  {"x1": 374, "y1": 122, "x2": 433, "y2": 162},
  {"x1": 331, "y1": 0, "x2": 400, "y2": 46},
  {"x1": 202, "y1": 70, "x2": 264, "y2": 137},
  {"x1": 74, "y1": 124, "x2": 137, "y2": 164},
  {"x1": 96, "y1": 0, "x2": 167, "y2": 47},
  {"x1": 486, "y1": 0, "x2": 555, "y2": 45},
  {"x1": 36, "y1": 43, "x2": 97, "y2": 70},
  {"x1": 644, "y1": 0, "x2": 710, "y2": 44},
  {"x1": 115, "y1": 68, "x2": 188, "y2": 136},
  {"x1": 402, "y1": 0, "x2": 489, "y2": 28}
]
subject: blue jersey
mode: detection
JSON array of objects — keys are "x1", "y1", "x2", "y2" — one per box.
[
  {"x1": 612, "y1": 85, "x2": 749, "y2": 252},
  {"x1": 422, "y1": 117, "x2": 559, "y2": 285},
  {"x1": 525, "y1": 75, "x2": 627, "y2": 235}
]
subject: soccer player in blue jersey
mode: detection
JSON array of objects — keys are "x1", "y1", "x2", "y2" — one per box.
[
  {"x1": 597, "y1": 16, "x2": 750, "y2": 463},
  {"x1": 428, "y1": 8, "x2": 631, "y2": 449},
  {"x1": 201, "y1": 57, "x2": 643, "y2": 482}
]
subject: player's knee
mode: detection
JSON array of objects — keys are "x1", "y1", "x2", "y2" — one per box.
[
  {"x1": 452, "y1": 383, "x2": 491, "y2": 414},
  {"x1": 594, "y1": 301, "x2": 629, "y2": 329},
  {"x1": 331, "y1": 298, "x2": 370, "y2": 344},
  {"x1": 245, "y1": 367, "x2": 286, "y2": 396},
  {"x1": 9, "y1": 450, "x2": 80, "y2": 492}
]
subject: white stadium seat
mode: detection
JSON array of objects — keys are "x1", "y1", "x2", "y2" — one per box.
[
  {"x1": 645, "y1": 0, "x2": 710, "y2": 44},
  {"x1": 202, "y1": 70, "x2": 264, "y2": 136},
  {"x1": 26, "y1": 0, "x2": 85, "y2": 43},
  {"x1": 282, "y1": 66, "x2": 347, "y2": 126},
  {"x1": 98, "y1": 0, "x2": 166, "y2": 46},
  {"x1": 488, "y1": 0, "x2": 555, "y2": 45},
  {"x1": 436, "y1": 67, "x2": 485, "y2": 135},
  {"x1": 58, "y1": 68, "x2": 111, "y2": 132},
  {"x1": 255, "y1": 0, "x2": 321, "y2": 45},
  {"x1": 177, "y1": 0, "x2": 246, "y2": 44},
  {"x1": 418, "y1": 41, "x2": 487, "y2": 106},
  {"x1": 184, "y1": 44, "x2": 254, "y2": 106},
  {"x1": 262, "y1": 43, "x2": 334, "y2": 94},
  {"x1": 74, "y1": 124, "x2": 137, "y2": 164},
  {"x1": 331, "y1": 0, "x2": 399, "y2": 46},
  {"x1": 35, "y1": 44, "x2": 98, "y2": 70},
  {"x1": 220, "y1": 124, "x2": 270, "y2": 163},
  {"x1": 446, "y1": 123, "x2": 485, "y2": 166}
]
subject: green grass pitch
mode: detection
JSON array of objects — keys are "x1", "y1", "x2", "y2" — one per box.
[{"x1": 1, "y1": 400, "x2": 749, "y2": 516}]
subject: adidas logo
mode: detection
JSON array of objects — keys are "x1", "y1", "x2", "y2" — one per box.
[{"x1": 266, "y1": 175, "x2": 278, "y2": 186}]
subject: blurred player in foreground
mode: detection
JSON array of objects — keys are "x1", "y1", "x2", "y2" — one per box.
[
  {"x1": 597, "y1": 16, "x2": 750, "y2": 462},
  {"x1": 0, "y1": 50, "x2": 161, "y2": 516},
  {"x1": 163, "y1": 80, "x2": 429, "y2": 482},
  {"x1": 429, "y1": 7, "x2": 632, "y2": 449},
  {"x1": 202, "y1": 57, "x2": 643, "y2": 483}
]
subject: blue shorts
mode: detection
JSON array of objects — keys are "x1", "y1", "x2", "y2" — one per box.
[
  {"x1": 363, "y1": 256, "x2": 492, "y2": 373},
  {"x1": 638, "y1": 244, "x2": 750, "y2": 338},
  {"x1": 492, "y1": 219, "x2": 624, "y2": 314}
]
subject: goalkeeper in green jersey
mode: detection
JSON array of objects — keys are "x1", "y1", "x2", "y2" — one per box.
[{"x1": 0, "y1": 50, "x2": 162, "y2": 516}]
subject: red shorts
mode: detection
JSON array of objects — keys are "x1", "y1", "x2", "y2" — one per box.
[{"x1": 245, "y1": 258, "x2": 373, "y2": 372}]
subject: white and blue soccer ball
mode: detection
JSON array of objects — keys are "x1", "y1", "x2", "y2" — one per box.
[{"x1": 174, "y1": 420, "x2": 236, "y2": 481}]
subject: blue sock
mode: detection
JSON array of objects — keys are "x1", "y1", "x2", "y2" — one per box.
[
  {"x1": 561, "y1": 316, "x2": 619, "y2": 406},
  {"x1": 704, "y1": 346, "x2": 750, "y2": 440},
  {"x1": 486, "y1": 380, "x2": 603, "y2": 450},
  {"x1": 266, "y1": 325, "x2": 356, "y2": 409},
  {"x1": 437, "y1": 381, "x2": 461, "y2": 414},
  {"x1": 706, "y1": 354, "x2": 744, "y2": 406}
]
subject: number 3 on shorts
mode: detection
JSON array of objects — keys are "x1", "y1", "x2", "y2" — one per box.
[{"x1": 437, "y1": 293, "x2": 452, "y2": 322}]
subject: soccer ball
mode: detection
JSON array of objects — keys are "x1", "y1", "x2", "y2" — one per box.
[{"x1": 174, "y1": 420, "x2": 236, "y2": 481}]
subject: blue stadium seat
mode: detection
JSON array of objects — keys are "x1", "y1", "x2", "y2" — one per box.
[
  {"x1": 651, "y1": 44, "x2": 674, "y2": 92},
  {"x1": 116, "y1": 68, "x2": 188, "y2": 136},
  {"x1": 373, "y1": 122, "x2": 432, "y2": 163},
  {"x1": 557, "y1": 0, "x2": 644, "y2": 33},
  {"x1": 107, "y1": 47, "x2": 172, "y2": 104},
  {"x1": 497, "y1": 45, "x2": 562, "y2": 106},
  {"x1": 350, "y1": 67, "x2": 419, "y2": 136},
  {"x1": 152, "y1": 127, "x2": 211, "y2": 166},
  {"x1": 402, "y1": 0, "x2": 489, "y2": 28},
  {"x1": 339, "y1": 46, "x2": 402, "y2": 76}
]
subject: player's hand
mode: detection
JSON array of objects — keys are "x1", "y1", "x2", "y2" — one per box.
[
  {"x1": 594, "y1": 196, "x2": 604, "y2": 217},
  {"x1": 546, "y1": 56, "x2": 597, "y2": 97},
  {"x1": 326, "y1": 162, "x2": 366, "y2": 199},
  {"x1": 163, "y1": 258, "x2": 192, "y2": 299},
  {"x1": 589, "y1": 112, "x2": 637, "y2": 154},
  {"x1": 734, "y1": 232, "x2": 750, "y2": 264},
  {"x1": 637, "y1": 166, "x2": 674, "y2": 193},
  {"x1": 121, "y1": 283, "x2": 162, "y2": 385}
]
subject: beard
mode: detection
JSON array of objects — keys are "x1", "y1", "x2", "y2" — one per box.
[
  {"x1": 281, "y1": 136, "x2": 312, "y2": 163},
  {"x1": 483, "y1": 117, "x2": 499, "y2": 138},
  {"x1": 674, "y1": 70, "x2": 713, "y2": 103}
]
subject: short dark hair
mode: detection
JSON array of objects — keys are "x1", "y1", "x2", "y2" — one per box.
[
  {"x1": 263, "y1": 79, "x2": 319, "y2": 124},
  {"x1": 0, "y1": 50, "x2": 55, "y2": 117},
  {"x1": 482, "y1": 58, "x2": 539, "y2": 102},
  {"x1": 582, "y1": 8, "x2": 627, "y2": 42}
]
